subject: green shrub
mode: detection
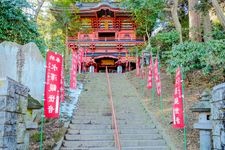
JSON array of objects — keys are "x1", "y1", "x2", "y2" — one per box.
[
  {"x1": 151, "y1": 30, "x2": 179, "y2": 52},
  {"x1": 167, "y1": 40, "x2": 225, "y2": 82},
  {"x1": 151, "y1": 30, "x2": 179, "y2": 62}
]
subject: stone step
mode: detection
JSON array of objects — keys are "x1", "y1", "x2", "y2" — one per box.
[
  {"x1": 76, "y1": 105, "x2": 109, "y2": 108},
  {"x1": 77, "y1": 100, "x2": 108, "y2": 103},
  {"x1": 119, "y1": 124, "x2": 156, "y2": 129},
  {"x1": 76, "y1": 108, "x2": 111, "y2": 111},
  {"x1": 61, "y1": 147, "x2": 116, "y2": 150},
  {"x1": 116, "y1": 113, "x2": 150, "y2": 117},
  {"x1": 76, "y1": 104, "x2": 109, "y2": 107},
  {"x1": 67, "y1": 128, "x2": 159, "y2": 136},
  {"x1": 119, "y1": 129, "x2": 159, "y2": 134},
  {"x1": 71, "y1": 119, "x2": 153, "y2": 126},
  {"x1": 89, "y1": 148, "x2": 116, "y2": 150},
  {"x1": 72, "y1": 116, "x2": 111, "y2": 121},
  {"x1": 67, "y1": 129, "x2": 114, "y2": 135},
  {"x1": 120, "y1": 139, "x2": 166, "y2": 147},
  {"x1": 69, "y1": 124, "x2": 112, "y2": 130},
  {"x1": 62, "y1": 140, "x2": 115, "y2": 148},
  {"x1": 122, "y1": 146, "x2": 169, "y2": 150},
  {"x1": 75, "y1": 111, "x2": 111, "y2": 116},
  {"x1": 78, "y1": 106, "x2": 110, "y2": 108},
  {"x1": 120, "y1": 133, "x2": 162, "y2": 140},
  {"x1": 73, "y1": 113, "x2": 112, "y2": 117},
  {"x1": 65, "y1": 133, "x2": 162, "y2": 141},
  {"x1": 65, "y1": 134, "x2": 114, "y2": 141},
  {"x1": 71, "y1": 118, "x2": 112, "y2": 124},
  {"x1": 77, "y1": 108, "x2": 111, "y2": 111},
  {"x1": 69, "y1": 124, "x2": 156, "y2": 130}
]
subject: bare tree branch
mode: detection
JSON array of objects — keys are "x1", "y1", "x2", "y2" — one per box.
[
  {"x1": 211, "y1": 0, "x2": 225, "y2": 29},
  {"x1": 34, "y1": 0, "x2": 45, "y2": 22},
  {"x1": 168, "y1": 0, "x2": 183, "y2": 43}
]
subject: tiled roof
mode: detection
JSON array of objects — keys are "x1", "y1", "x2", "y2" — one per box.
[{"x1": 75, "y1": 1, "x2": 122, "y2": 11}]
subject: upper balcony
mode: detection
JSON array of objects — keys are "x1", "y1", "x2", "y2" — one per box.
[{"x1": 67, "y1": 36, "x2": 145, "y2": 45}]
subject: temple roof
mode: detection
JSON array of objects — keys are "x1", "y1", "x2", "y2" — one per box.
[
  {"x1": 75, "y1": 0, "x2": 130, "y2": 15},
  {"x1": 76, "y1": 1, "x2": 121, "y2": 11}
]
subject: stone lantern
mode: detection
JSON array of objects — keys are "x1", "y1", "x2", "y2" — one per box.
[
  {"x1": 190, "y1": 90, "x2": 212, "y2": 150},
  {"x1": 142, "y1": 50, "x2": 150, "y2": 65}
]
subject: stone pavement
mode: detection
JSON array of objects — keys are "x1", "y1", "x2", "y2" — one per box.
[{"x1": 60, "y1": 73, "x2": 170, "y2": 150}]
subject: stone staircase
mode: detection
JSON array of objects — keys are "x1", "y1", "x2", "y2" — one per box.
[
  {"x1": 60, "y1": 73, "x2": 170, "y2": 150},
  {"x1": 110, "y1": 74, "x2": 169, "y2": 150},
  {"x1": 61, "y1": 74, "x2": 115, "y2": 150}
]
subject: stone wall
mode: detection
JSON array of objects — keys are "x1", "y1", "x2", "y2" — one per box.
[
  {"x1": 211, "y1": 83, "x2": 225, "y2": 150},
  {"x1": 0, "y1": 41, "x2": 45, "y2": 101},
  {"x1": 0, "y1": 77, "x2": 30, "y2": 150}
]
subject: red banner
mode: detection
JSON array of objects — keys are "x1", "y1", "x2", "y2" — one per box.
[
  {"x1": 44, "y1": 51, "x2": 63, "y2": 118},
  {"x1": 147, "y1": 56, "x2": 153, "y2": 89},
  {"x1": 136, "y1": 57, "x2": 140, "y2": 76},
  {"x1": 153, "y1": 58, "x2": 161, "y2": 96},
  {"x1": 60, "y1": 64, "x2": 65, "y2": 102},
  {"x1": 172, "y1": 67, "x2": 185, "y2": 129},
  {"x1": 70, "y1": 50, "x2": 78, "y2": 89}
]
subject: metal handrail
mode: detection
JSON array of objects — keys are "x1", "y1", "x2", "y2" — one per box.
[{"x1": 105, "y1": 67, "x2": 121, "y2": 150}]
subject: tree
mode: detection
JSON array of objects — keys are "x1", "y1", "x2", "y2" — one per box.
[
  {"x1": 31, "y1": 0, "x2": 46, "y2": 22},
  {"x1": 167, "y1": 0, "x2": 183, "y2": 43},
  {"x1": 196, "y1": 0, "x2": 212, "y2": 41},
  {"x1": 122, "y1": 0, "x2": 164, "y2": 52},
  {"x1": 188, "y1": 0, "x2": 202, "y2": 41},
  {"x1": 49, "y1": 0, "x2": 81, "y2": 72},
  {"x1": 211, "y1": 0, "x2": 225, "y2": 29},
  {"x1": 0, "y1": 0, "x2": 46, "y2": 54}
]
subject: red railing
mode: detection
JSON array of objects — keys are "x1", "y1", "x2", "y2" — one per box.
[
  {"x1": 67, "y1": 36, "x2": 144, "y2": 42},
  {"x1": 105, "y1": 67, "x2": 121, "y2": 150}
]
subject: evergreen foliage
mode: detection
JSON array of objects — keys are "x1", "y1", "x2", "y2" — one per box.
[
  {"x1": 0, "y1": 0, "x2": 46, "y2": 54},
  {"x1": 167, "y1": 40, "x2": 225, "y2": 80}
]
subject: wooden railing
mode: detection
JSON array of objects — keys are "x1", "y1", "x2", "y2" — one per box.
[{"x1": 105, "y1": 67, "x2": 121, "y2": 150}]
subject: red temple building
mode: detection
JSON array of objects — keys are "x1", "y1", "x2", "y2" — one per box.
[{"x1": 67, "y1": 0, "x2": 144, "y2": 73}]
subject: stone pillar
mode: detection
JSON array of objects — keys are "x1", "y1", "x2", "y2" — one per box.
[
  {"x1": 89, "y1": 65, "x2": 94, "y2": 73},
  {"x1": 117, "y1": 65, "x2": 122, "y2": 73},
  {"x1": 211, "y1": 83, "x2": 225, "y2": 150},
  {"x1": 0, "y1": 77, "x2": 29, "y2": 150}
]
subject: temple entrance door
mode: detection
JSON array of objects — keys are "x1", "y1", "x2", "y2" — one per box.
[{"x1": 94, "y1": 56, "x2": 118, "y2": 73}]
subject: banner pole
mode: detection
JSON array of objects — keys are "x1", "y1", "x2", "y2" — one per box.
[
  {"x1": 39, "y1": 98, "x2": 44, "y2": 150},
  {"x1": 40, "y1": 49, "x2": 47, "y2": 150},
  {"x1": 160, "y1": 95, "x2": 164, "y2": 122},
  {"x1": 181, "y1": 66, "x2": 187, "y2": 150},
  {"x1": 152, "y1": 86, "x2": 155, "y2": 106},
  {"x1": 157, "y1": 55, "x2": 164, "y2": 122}
]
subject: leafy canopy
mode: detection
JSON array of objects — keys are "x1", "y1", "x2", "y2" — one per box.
[
  {"x1": 0, "y1": 0, "x2": 46, "y2": 54},
  {"x1": 122, "y1": 0, "x2": 165, "y2": 37},
  {"x1": 167, "y1": 40, "x2": 225, "y2": 76}
]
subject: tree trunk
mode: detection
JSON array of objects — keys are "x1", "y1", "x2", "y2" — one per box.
[
  {"x1": 170, "y1": 0, "x2": 183, "y2": 43},
  {"x1": 203, "y1": 11, "x2": 212, "y2": 42},
  {"x1": 188, "y1": 0, "x2": 202, "y2": 41},
  {"x1": 211, "y1": 0, "x2": 225, "y2": 29}
]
